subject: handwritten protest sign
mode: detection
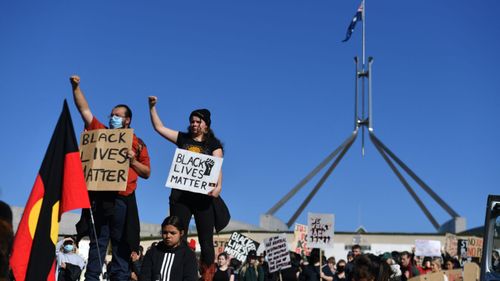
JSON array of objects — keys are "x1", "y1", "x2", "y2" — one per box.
[
  {"x1": 458, "y1": 239, "x2": 468, "y2": 257},
  {"x1": 307, "y1": 213, "x2": 334, "y2": 249},
  {"x1": 293, "y1": 224, "x2": 310, "y2": 257},
  {"x1": 166, "y1": 148, "x2": 223, "y2": 194},
  {"x1": 214, "y1": 237, "x2": 229, "y2": 257},
  {"x1": 264, "y1": 234, "x2": 291, "y2": 273},
  {"x1": 458, "y1": 237, "x2": 483, "y2": 258},
  {"x1": 445, "y1": 233, "x2": 458, "y2": 257},
  {"x1": 224, "y1": 232, "x2": 259, "y2": 262},
  {"x1": 466, "y1": 237, "x2": 483, "y2": 258},
  {"x1": 79, "y1": 129, "x2": 133, "y2": 191},
  {"x1": 415, "y1": 240, "x2": 441, "y2": 257}
]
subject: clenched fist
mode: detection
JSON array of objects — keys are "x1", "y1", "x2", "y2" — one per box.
[
  {"x1": 70, "y1": 75, "x2": 80, "y2": 88},
  {"x1": 148, "y1": 96, "x2": 158, "y2": 107}
]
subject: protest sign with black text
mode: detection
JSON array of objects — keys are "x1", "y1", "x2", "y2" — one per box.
[
  {"x1": 166, "y1": 148, "x2": 223, "y2": 194},
  {"x1": 224, "y1": 232, "x2": 259, "y2": 262},
  {"x1": 307, "y1": 213, "x2": 334, "y2": 249},
  {"x1": 79, "y1": 128, "x2": 133, "y2": 191},
  {"x1": 264, "y1": 234, "x2": 291, "y2": 273}
]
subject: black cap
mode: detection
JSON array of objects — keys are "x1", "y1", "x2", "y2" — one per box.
[
  {"x1": 190, "y1": 109, "x2": 211, "y2": 127},
  {"x1": 247, "y1": 250, "x2": 257, "y2": 259}
]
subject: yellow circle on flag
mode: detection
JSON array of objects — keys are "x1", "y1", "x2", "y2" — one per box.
[{"x1": 28, "y1": 198, "x2": 60, "y2": 245}]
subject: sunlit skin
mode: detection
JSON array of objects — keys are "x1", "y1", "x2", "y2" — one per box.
[
  {"x1": 162, "y1": 225, "x2": 183, "y2": 248},
  {"x1": 190, "y1": 116, "x2": 208, "y2": 141},
  {"x1": 431, "y1": 261, "x2": 441, "y2": 273},
  {"x1": 352, "y1": 248, "x2": 361, "y2": 258},
  {"x1": 218, "y1": 255, "x2": 228, "y2": 268},
  {"x1": 401, "y1": 255, "x2": 411, "y2": 267},
  {"x1": 110, "y1": 107, "x2": 131, "y2": 128}
]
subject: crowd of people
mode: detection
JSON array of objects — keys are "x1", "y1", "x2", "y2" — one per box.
[{"x1": 0, "y1": 75, "x2": 494, "y2": 281}]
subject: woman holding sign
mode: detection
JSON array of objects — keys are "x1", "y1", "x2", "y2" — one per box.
[{"x1": 149, "y1": 96, "x2": 224, "y2": 281}]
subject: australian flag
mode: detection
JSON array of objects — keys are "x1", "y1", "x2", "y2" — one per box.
[{"x1": 342, "y1": 1, "x2": 364, "y2": 42}]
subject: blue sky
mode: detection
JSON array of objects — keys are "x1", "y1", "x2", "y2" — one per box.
[{"x1": 1, "y1": 0, "x2": 499, "y2": 233}]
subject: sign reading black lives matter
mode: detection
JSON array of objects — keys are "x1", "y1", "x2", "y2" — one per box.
[
  {"x1": 166, "y1": 148, "x2": 223, "y2": 194},
  {"x1": 307, "y1": 213, "x2": 334, "y2": 249},
  {"x1": 264, "y1": 234, "x2": 291, "y2": 273},
  {"x1": 79, "y1": 129, "x2": 133, "y2": 191},
  {"x1": 224, "y1": 232, "x2": 260, "y2": 262}
]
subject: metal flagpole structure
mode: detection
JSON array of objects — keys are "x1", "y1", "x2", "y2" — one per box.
[{"x1": 261, "y1": 0, "x2": 463, "y2": 233}]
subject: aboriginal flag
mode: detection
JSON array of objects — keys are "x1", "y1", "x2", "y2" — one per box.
[{"x1": 10, "y1": 100, "x2": 90, "y2": 281}]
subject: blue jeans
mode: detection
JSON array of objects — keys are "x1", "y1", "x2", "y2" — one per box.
[{"x1": 85, "y1": 197, "x2": 129, "y2": 281}]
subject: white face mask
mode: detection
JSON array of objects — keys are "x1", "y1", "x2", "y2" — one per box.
[{"x1": 109, "y1": 115, "x2": 123, "y2": 129}]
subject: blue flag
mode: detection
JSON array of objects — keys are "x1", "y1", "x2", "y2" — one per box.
[{"x1": 342, "y1": 1, "x2": 363, "y2": 42}]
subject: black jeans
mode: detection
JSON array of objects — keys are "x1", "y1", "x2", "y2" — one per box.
[{"x1": 170, "y1": 190, "x2": 215, "y2": 265}]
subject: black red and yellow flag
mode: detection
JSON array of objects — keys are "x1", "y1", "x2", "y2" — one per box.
[{"x1": 10, "y1": 100, "x2": 90, "y2": 281}]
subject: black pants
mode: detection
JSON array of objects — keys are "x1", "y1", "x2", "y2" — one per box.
[{"x1": 170, "y1": 190, "x2": 215, "y2": 265}]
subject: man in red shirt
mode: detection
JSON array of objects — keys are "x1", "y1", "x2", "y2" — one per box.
[{"x1": 71, "y1": 75, "x2": 150, "y2": 281}]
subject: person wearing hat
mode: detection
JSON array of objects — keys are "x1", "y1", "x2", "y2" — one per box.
[
  {"x1": 149, "y1": 96, "x2": 224, "y2": 281},
  {"x1": 240, "y1": 250, "x2": 264, "y2": 281},
  {"x1": 56, "y1": 236, "x2": 85, "y2": 281}
]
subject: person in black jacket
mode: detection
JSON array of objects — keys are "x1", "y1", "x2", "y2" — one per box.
[{"x1": 140, "y1": 216, "x2": 198, "y2": 281}]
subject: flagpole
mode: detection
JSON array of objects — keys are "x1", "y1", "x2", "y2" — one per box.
[
  {"x1": 88, "y1": 205, "x2": 104, "y2": 279},
  {"x1": 362, "y1": 0, "x2": 366, "y2": 67}
]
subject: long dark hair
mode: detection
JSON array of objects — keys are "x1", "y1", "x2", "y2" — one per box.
[
  {"x1": 187, "y1": 126, "x2": 224, "y2": 151},
  {"x1": 161, "y1": 215, "x2": 185, "y2": 233},
  {"x1": 353, "y1": 254, "x2": 392, "y2": 281}
]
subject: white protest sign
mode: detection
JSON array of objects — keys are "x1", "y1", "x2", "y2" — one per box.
[
  {"x1": 264, "y1": 234, "x2": 291, "y2": 273},
  {"x1": 79, "y1": 129, "x2": 133, "y2": 191},
  {"x1": 224, "y1": 232, "x2": 260, "y2": 262},
  {"x1": 166, "y1": 148, "x2": 223, "y2": 194},
  {"x1": 307, "y1": 213, "x2": 334, "y2": 249},
  {"x1": 415, "y1": 240, "x2": 442, "y2": 257}
]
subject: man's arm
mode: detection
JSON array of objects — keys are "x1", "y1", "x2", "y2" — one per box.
[
  {"x1": 128, "y1": 146, "x2": 151, "y2": 179},
  {"x1": 70, "y1": 75, "x2": 94, "y2": 127}
]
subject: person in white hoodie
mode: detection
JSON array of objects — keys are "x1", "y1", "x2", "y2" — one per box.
[{"x1": 56, "y1": 236, "x2": 85, "y2": 281}]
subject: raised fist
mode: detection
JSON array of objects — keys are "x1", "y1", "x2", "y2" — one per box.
[
  {"x1": 148, "y1": 96, "x2": 158, "y2": 107},
  {"x1": 203, "y1": 159, "x2": 215, "y2": 176},
  {"x1": 70, "y1": 75, "x2": 80, "y2": 88}
]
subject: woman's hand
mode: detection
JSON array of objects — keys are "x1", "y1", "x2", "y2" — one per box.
[
  {"x1": 148, "y1": 96, "x2": 158, "y2": 108},
  {"x1": 208, "y1": 184, "x2": 221, "y2": 198}
]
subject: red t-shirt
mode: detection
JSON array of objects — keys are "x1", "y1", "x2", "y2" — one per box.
[{"x1": 86, "y1": 117, "x2": 151, "y2": 196}]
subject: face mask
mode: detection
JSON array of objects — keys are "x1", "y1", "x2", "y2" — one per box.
[
  {"x1": 337, "y1": 266, "x2": 345, "y2": 273},
  {"x1": 109, "y1": 115, "x2": 123, "y2": 129},
  {"x1": 64, "y1": 244, "x2": 74, "y2": 252}
]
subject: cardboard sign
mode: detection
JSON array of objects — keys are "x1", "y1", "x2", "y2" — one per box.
[
  {"x1": 166, "y1": 148, "x2": 223, "y2": 194},
  {"x1": 466, "y1": 237, "x2": 483, "y2": 258},
  {"x1": 457, "y1": 237, "x2": 482, "y2": 258},
  {"x1": 293, "y1": 224, "x2": 310, "y2": 257},
  {"x1": 264, "y1": 235, "x2": 291, "y2": 273},
  {"x1": 445, "y1": 233, "x2": 458, "y2": 257},
  {"x1": 224, "y1": 232, "x2": 259, "y2": 262},
  {"x1": 307, "y1": 213, "x2": 334, "y2": 249},
  {"x1": 214, "y1": 237, "x2": 229, "y2": 257},
  {"x1": 79, "y1": 129, "x2": 133, "y2": 191},
  {"x1": 415, "y1": 240, "x2": 442, "y2": 257},
  {"x1": 458, "y1": 239, "x2": 469, "y2": 257}
]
